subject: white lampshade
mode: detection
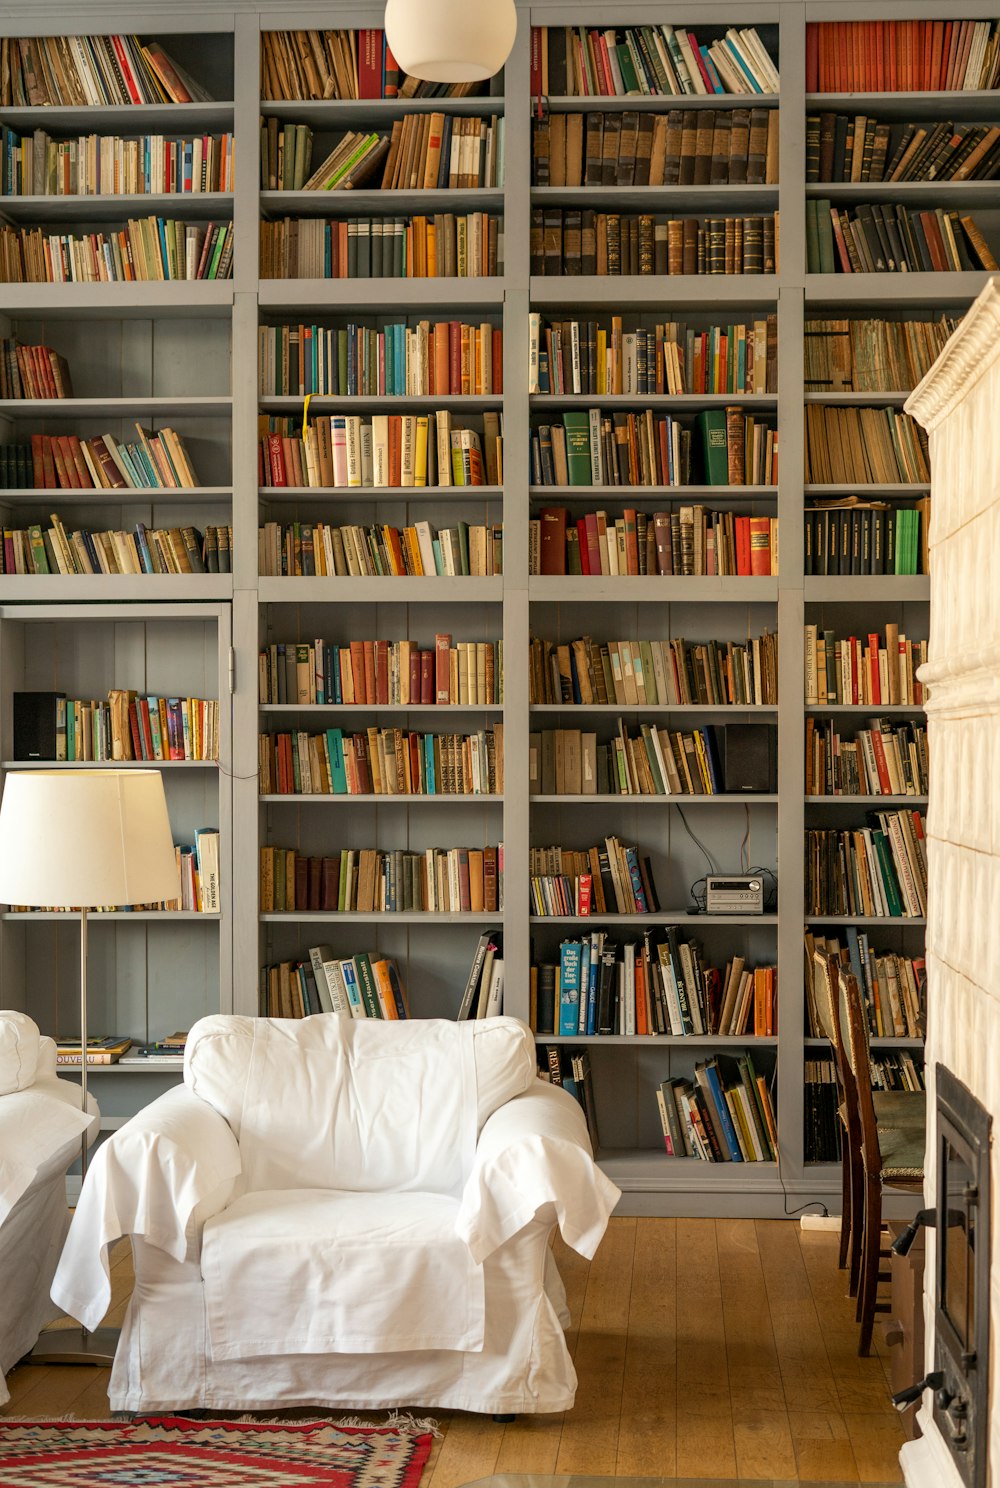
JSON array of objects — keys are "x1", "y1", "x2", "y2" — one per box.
[
  {"x1": 385, "y1": 0, "x2": 515, "y2": 82},
  {"x1": 0, "y1": 770, "x2": 179, "y2": 908}
]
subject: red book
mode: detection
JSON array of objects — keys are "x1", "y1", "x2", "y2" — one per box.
[
  {"x1": 363, "y1": 641, "x2": 377, "y2": 704},
  {"x1": 868, "y1": 729, "x2": 894, "y2": 796},
  {"x1": 388, "y1": 417, "x2": 401, "y2": 486},
  {"x1": 597, "y1": 34, "x2": 617, "y2": 95},
  {"x1": 867, "y1": 632, "x2": 882, "y2": 705},
  {"x1": 408, "y1": 647, "x2": 421, "y2": 702},
  {"x1": 294, "y1": 855, "x2": 309, "y2": 910},
  {"x1": 128, "y1": 703, "x2": 143, "y2": 761},
  {"x1": 888, "y1": 24, "x2": 898, "y2": 90},
  {"x1": 539, "y1": 507, "x2": 568, "y2": 575},
  {"x1": 267, "y1": 433, "x2": 287, "y2": 485},
  {"x1": 138, "y1": 699, "x2": 155, "y2": 759},
  {"x1": 492, "y1": 328, "x2": 503, "y2": 395},
  {"x1": 483, "y1": 846, "x2": 498, "y2": 912},
  {"x1": 349, "y1": 640, "x2": 367, "y2": 704},
  {"x1": 111, "y1": 35, "x2": 144, "y2": 104},
  {"x1": 375, "y1": 640, "x2": 390, "y2": 704},
  {"x1": 938, "y1": 22, "x2": 953, "y2": 90},
  {"x1": 530, "y1": 26, "x2": 543, "y2": 100},
  {"x1": 321, "y1": 856, "x2": 340, "y2": 910},
  {"x1": 448, "y1": 321, "x2": 461, "y2": 393},
  {"x1": 583, "y1": 512, "x2": 602, "y2": 575},
  {"x1": 623, "y1": 508, "x2": 639, "y2": 575},
  {"x1": 434, "y1": 632, "x2": 452, "y2": 703},
  {"x1": 353, "y1": 733, "x2": 373, "y2": 794},
  {"x1": 576, "y1": 517, "x2": 590, "y2": 574},
  {"x1": 419, "y1": 648, "x2": 434, "y2": 705},
  {"x1": 30, "y1": 433, "x2": 44, "y2": 487},
  {"x1": 307, "y1": 857, "x2": 322, "y2": 911},
  {"x1": 806, "y1": 24, "x2": 819, "y2": 91},
  {"x1": 358, "y1": 29, "x2": 384, "y2": 98},
  {"x1": 829, "y1": 207, "x2": 853, "y2": 273},
  {"x1": 686, "y1": 32, "x2": 714, "y2": 92},
  {"x1": 749, "y1": 516, "x2": 771, "y2": 576},
  {"x1": 735, "y1": 515, "x2": 751, "y2": 575}
]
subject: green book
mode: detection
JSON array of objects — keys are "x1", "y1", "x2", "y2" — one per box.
[
  {"x1": 697, "y1": 409, "x2": 729, "y2": 485},
  {"x1": 816, "y1": 199, "x2": 835, "y2": 274},
  {"x1": 805, "y1": 198, "x2": 819, "y2": 274},
  {"x1": 616, "y1": 42, "x2": 640, "y2": 95},
  {"x1": 562, "y1": 412, "x2": 592, "y2": 486},
  {"x1": 871, "y1": 830, "x2": 904, "y2": 916}
]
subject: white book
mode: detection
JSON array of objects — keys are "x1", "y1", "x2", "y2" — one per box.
[
  {"x1": 359, "y1": 423, "x2": 374, "y2": 486},
  {"x1": 331, "y1": 416, "x2": 348, "y2": 487},
  {"x1": 193, "y1": 828, "x2": 220, "y2": 912},
  {"x1": 400, "y1": 415, "x2": 416, "y2": 486},
  {"x1": 528, "y1": 311, "x2": 540, "y2": 394},
  {"x1": 371, "y1": 414, "x2": 389, "y2": 486},
  {"x1": 588, "y1": 407, "x2": 604, "y2": 484},
  {"x1": 414, "y1": 519, "x2": 437, "y2": 576},
  {"x1": 345, "y1": 416, "x2": 363, "y2": 486}
]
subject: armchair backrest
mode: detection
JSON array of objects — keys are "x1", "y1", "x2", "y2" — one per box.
[
  {"x1": 184, "y1": 1013, "x2": 536, "y2": 1196},
  {"x1": 0, "y1": 1011, "x2": 40, "y2": 1094}
]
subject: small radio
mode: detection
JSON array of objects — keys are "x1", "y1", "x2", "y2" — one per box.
[{"x1": 705, "y1": 875, "x2": 765, "y2": 914}]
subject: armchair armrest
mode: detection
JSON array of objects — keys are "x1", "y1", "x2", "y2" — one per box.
[
  {"x1": 456, "y1": 1079, "x2": 621, "y2": 1264},
  {"x1": 0, "y1": 1085, "x2": 96, "y2": 1224},
  {"x1": 51, "y1": 1084, "x2": 242, "y2": 1332}
]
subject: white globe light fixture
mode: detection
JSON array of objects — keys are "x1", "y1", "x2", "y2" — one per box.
[{"x1": 385, "y1": 0, "x2": 516, "y2": 82}]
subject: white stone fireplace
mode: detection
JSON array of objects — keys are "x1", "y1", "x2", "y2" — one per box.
[{"x1": 901, "y1": 277, "x2": 1000, "y2": 1488}]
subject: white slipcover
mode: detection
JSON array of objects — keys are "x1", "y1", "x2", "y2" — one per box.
[
  {"x1": 0, "y1": 1011, "x2": 99, "y2": 1405},
  {"x1": 53, "y1": 1013, "x2": 621, "y2": 1415}
]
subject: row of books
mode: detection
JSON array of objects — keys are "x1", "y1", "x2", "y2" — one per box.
[
  {"x1": 0, "y1": 339, "x2": 73, "y2": 400},
  {"x1": 803, "y1": 316, "x2": 961, "y2": 394},
  {"x1": 807, "y1": 201, "x2": 998, "y2": 276},
  {"x1": 805, "y1": 406, "x2": 930, "y2": 486},
  {"x1": 532, "y1": 408, "x2": 777, "y2": 489},
  {"x1": 529, "y1": 315, "x2": 777, "y2": 397},
  {"x1": 258, "y1": 321, "x2": 502, "y2": 399},
  {"x1": 258, "y1": 725, "x2": 503, "y2": 798},
  {"x1": 805, "y1": 19, "x2": 1000, "y2": 94},
  {"x1": 805, "y1": 716, "x2": 928, "y2": 797},
  {"x1": 259, "y1": 214, "x2": 502, "y2": 280},
  {"x1": 263, "y1": 950, "x2": 410, "y2": 1021},
  {"x1": 0, "y1": 426, "x2": 200, "y2": 492},
  {"x1": 532, "y1": 506, "x2": 778, "y2": 579},
  {"x1": 529, "y1": 633, "x2": 778, "y2": 709},
  {"x1": 13, "y1": 837, "x2": 218, "y2": 915},
  {"x1": 533, "y1": 106, "x2": 777, "y2": 190},
  {"x1": 0, "y1": 130, "x2": 235, "y2": 198},
  {"x1": 532, "y1": 24, "x2": 779, "y2": 98},
  {"x1": 258, "y1": 520, "x2": 502, "y2": 579},
  {"x1": 259, "y1": 28, "x2": 496, "y2": 102},
  {"x1": 806, "y1": 114, "x2": 1000, "y2": 185},
  {"x1": 536, "y1": 933, "x2": 775, "y2": 1038},
  {"x1": 805, "y1": 810, "x2": 928, "y2": 919},
  {"x1": 531, "y1": 209, "x2": 778, "y2": 277},
  {"x1": 1, "y1": 519, "x2": 232, "y2": 577},
  {"x1": 259, "y1": 412, "x2": 500, "y2": 489},
  {"x1": 259, "y1": 637, "x2": 501, "y2": 708},
  {"x1": 806, "y1": 1054, "x2": 925, "y2": 1159},
  {"x1": 529, "y1": 721, "x2": 774, "y2": 798},
  {"x1": 267, "y1": 115, "x2": 504, "y2": 195},
  {"x1": 805, "y1": 929, "x2": 924, "y2": 1040},
  {"x1": 657, "y1": 1054, "x2": 777, "y2": 1163},
  {"x1": 458, "y1": 932, "x2": 505, "y2": 1020},
  {"x1": 259, "y1": 844, "x2": 503, "y2": 915},
  {"x1": 804, "y1": 626, "x2": 926, "y2": 709},
  {"x1": 804, "y1": 503, "x2": 927, "y2": 578},
  {"x1": 529, "y1": 839, "x2": 659, "y2": 917},
  {"x1": 0, "y1": 219, "x2": 235, "y2": 284},
  {"x1": 15, "y1": 689, "x2": 219, "y2": 762},
  {"x1": 0, "y1": 35, "x2": 207, "y2": 107}
]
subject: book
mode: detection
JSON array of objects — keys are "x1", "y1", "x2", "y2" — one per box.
[
  {"x1": 260, "y1": 843, "x2": 503, "y2": 914},
  {"x1": 259, "y1": 27, "x2": 501, "y2": 101},
  {"x1": 0, "y1": 35, "x2": 213, "y2": 106},
  {"x1": 533, "y1": 106, "x2": 778, "y2": 185},
  {"x1": 55, "y1": 1035, "x2": 133, "y2": 1065},
  {"x1": 806, "y1": 19, "x2": 1000, "y2": 92},
  {"x1": 530, "y1": 209, "x2": 778, "y2": 277},
  {"x1": 531, "y1": 24, "x2": 779, "y2": 96},
  {"x1": 261, "y1": 953, "x2": 410, "y2": 1020},
  {"x1": 259, "y1": 320, "x2": 502, "y2": 396},
  {"x1": 0, "y1": 218, "x2": 234, "y2": 283}
]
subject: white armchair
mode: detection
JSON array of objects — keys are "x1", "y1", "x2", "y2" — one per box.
[
  {"x1": 53, "y1": 1013, "x2": 620, "y2": 1416},
  {"x1": 0, "y1": 1011, "x2": 99, "y2": 1404}
]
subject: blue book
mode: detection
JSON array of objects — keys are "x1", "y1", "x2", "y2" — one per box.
[
  {"x1": 699, "y1": 1059, "x2": 744, "y2": 1162},
  {"x1": 325, "y1": 728, "x2": 347, "y2": 792},
  {"x1": 585, "y1": 932, "x2": 601, "y2": 1035},
  {"x1": 578, "y1": 938, "x2": 591, "y2": 1034},
  {"x1": 559, "y1": 939, "x2": 582, "y2": 1036}
]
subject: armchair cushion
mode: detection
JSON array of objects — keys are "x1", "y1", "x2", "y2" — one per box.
[
  {"x1": 201, "y1": 1189, "x2": 483, "y2": 1361},
  {"x1": 0, "y1": 1011, "x2": 40, "y2": 1094},
  {"x1": 184, "y1": 1014, "x2": 535, "y2": 1197}
]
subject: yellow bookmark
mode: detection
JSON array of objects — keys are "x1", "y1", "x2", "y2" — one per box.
[{"x1": 302, "y1": 393, "x2": 312, "y2": 437}]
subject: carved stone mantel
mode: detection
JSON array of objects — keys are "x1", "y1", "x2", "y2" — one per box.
[{"x1": 899, "y1": 275, "x2": 1000, "y2": 1488}]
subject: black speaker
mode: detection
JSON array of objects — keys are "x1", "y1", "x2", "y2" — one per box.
[
  {"x1": 723, "y1": 724, "x2": 777, "y2": 793},
  {"x1": 12, "y1": 692, "x2": 65, "y2": 760}
]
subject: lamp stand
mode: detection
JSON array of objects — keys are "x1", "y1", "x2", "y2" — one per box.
[{"x1": 28, "y1": 906, "x2": 116, "y2": 1370}]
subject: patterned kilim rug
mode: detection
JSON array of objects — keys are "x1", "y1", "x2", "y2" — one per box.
[{"x1": 0, "y1": 1416, "x2": 435, "y2": 1487}]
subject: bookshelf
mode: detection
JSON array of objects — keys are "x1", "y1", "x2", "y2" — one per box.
[{"x1": 0, "y1": 0, "x2": 981, "y2": 1216}]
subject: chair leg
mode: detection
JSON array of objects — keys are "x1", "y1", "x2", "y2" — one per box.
[
  {"x1": 838, "y1": 1136, "x2": 851, "y2": 1270},
  {"x1": 847, "y1": 1137, "x2": 864, "y2": 1298},
  {"x1": 857, "y1": 1177, "x2": 883, "y2": 1356},
  {"x1": 492, "y1": 1414, "x2": 516, "y2": 1423}
]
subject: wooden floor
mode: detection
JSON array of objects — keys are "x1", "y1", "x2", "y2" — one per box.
[{"x1": 2, "y1": 1218, "x2": 906, "y2": 1485}]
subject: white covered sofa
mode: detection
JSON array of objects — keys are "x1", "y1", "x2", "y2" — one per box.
[
  {"x1": 0, "y1": 1010, "x2": 99, "y2": 1405},
  {"x1": 52, "y1": 1012, "x2": 620, "y2": 1415}
]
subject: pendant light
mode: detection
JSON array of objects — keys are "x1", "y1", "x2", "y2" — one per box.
[{"x1": 384, "y1": 0, "x2": 516, "y2": 82}]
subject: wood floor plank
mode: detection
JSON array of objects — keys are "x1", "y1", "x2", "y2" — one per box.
[
  {"x1": 798, "y1": 1229, "x2": 895, "y2": 1414},
  {"x1": 731, "y1": 1402, "x2": 798, "y2": 1480},
  {"x1": 673, "y1": 1217, "x2": 730, "y2": 1417},
  {"x1": 615, "y1": 1218, "x2": 677, "y2": 1478},
  {"x1": 674, "y1": 1406, "x2": 737, "y2": 1479},
  {"x1": 757, "y1": 1219, "x2": 841, "y2": 1413},
  {"x1": 422, "y1": 1413, "x2": 503, "y2": 1488},
  {"x1": 787, "y1": 1407, "x2": 861, "y2": 1483},
  {"x1": 553, "y1": 1217, "x2": 635, "y2": 1475},
  {"x1": 717, "y1": 1218, "x2": 785, "y2": 1413},
  {"x1": 492, "y1": 1413, "x2": 563, "y2": 1475},
  {"x1": 843, "y1": 1411, "x2": 907, "y2": 1484}
]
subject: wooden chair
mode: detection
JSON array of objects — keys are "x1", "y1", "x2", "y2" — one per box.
[
  {"x1": 811, "y1": 952, "x2": 925, "y2": 1296},
  {"x1": 838, "y1": 965, "x2": 925, "y2": 1355}
]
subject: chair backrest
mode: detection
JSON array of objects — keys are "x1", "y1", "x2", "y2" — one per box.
[
  {"x1": 0, "y1": 1011, "x2": 40, "y2": 1094},
  {"x1": 184, "y1": 1012, "x2": 536, "y2": 1197},
  {"x1": 837, "y1": 966, "x2": 882, "y2": 1180},
  {"x1": 812, "y1": 951, "x2": 860, "y2": 1157}
]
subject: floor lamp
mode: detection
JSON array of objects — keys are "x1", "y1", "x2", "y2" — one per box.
[{"x1": 0, "y1": 768, "x2": 179, "y2": 1365}]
